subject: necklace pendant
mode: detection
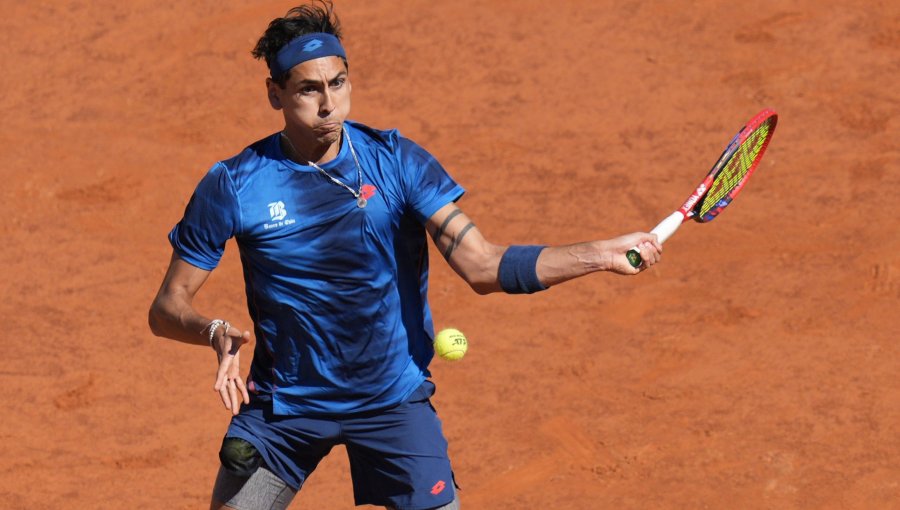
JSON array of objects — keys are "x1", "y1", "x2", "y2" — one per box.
[{"x1": 356, "y1": 196, "x2": 367, "y2": 208}]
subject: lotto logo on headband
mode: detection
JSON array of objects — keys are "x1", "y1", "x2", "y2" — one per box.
[{"x1": 302, "y1": 39, "x2": 323, "y2": 52}]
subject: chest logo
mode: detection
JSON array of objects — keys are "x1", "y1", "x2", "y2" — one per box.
[
  {"x1": 268, "y1": 201, "x2": 287, "y2": 221},
  {"x1": 264, "y1": 201, "x2": 295, "y2": 230}
]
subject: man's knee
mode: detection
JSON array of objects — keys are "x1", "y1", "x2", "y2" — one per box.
[{"x1": 219, "y1": 437, "x2": 261, "y2": 477}]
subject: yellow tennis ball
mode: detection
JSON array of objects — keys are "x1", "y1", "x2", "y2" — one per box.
[{"x1": 434, "y1": 328, "x2": 468, "y2": 361}]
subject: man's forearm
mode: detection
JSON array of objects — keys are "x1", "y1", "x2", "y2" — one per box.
[
  {"x1": 535, "y1": 241, "x2": 612, "y2": 288},
  {"x1": 148, "y1": 293, "x2": 214, "y2": 346}
]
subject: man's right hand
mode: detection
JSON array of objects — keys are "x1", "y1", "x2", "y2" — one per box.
[{"x1": 212, "y1": 325, "x2": 252, "y2": 415}]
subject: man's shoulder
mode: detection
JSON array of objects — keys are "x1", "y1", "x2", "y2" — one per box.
[
  {"x1": 219, "y1": 133, "x2": 279, "y2": 171},
  {"x1": 205, "y1": 133, "x2": 281, "y2": 191},
  {"x1": 346, "y1": 120, "x2": 403, "y2": 151},
  {"x1": 346, "y1": 120, "x2": 435, "y2": 164}
]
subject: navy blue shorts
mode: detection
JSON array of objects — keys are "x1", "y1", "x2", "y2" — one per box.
[{"x1": 225, "y1": 380, "x2": 455, "y2": 509}]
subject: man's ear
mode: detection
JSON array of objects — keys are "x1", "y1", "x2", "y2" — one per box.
[{"x1": 266, "y1": 78, "x2": 282, "y2": 110}]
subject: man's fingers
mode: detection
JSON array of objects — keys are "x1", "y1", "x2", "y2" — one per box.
[
  {"x1": 235, "y1": 377, "x2": 250, "y2": 405},
  {"x1": 227, "y1": 378, "x2": 241, "y2": 415},
  {"x1": 640, "y1": 241, "x2": 661, "y2": 266},
  {"x1": 214, "y1": 354, "x2": 234, "y2": 391},
  {"x1": 219, "y1": 382, "x2": 232, "y2": 410}
]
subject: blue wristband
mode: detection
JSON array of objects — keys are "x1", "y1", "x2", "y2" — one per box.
[{"x1": 498, "y1": 245, "x2": 547, "y2": 294}]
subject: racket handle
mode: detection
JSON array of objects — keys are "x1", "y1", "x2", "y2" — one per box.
[
  {"x1": 625, "y1": 248, "x2": 644, "y2": 268},
  {"x1": 626, "y1": 212, "x2": 685, "y2": 268}
]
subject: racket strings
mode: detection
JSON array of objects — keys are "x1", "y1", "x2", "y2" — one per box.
[{"x1": 699, "y1": 121, "x2": 772, "y2": 216}]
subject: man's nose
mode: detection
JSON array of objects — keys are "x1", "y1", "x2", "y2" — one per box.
[{"x1": 319, "y1": 89, "x2": 335, "y2": 117}]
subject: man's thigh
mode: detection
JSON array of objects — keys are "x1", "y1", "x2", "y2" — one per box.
[
  {"x1": 211, "y1": 465, "x2": 296, "y2": 510},
  {"x1": 343, "y1": 381, "x2": 457, "y2": 510}
]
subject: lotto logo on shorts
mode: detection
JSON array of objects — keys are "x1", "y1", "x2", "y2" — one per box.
[{"x1": 430, "y1": 480, "x2": 446, "y2": 495}]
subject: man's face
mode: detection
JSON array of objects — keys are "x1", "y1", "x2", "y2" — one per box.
[{"x1": 267, "y1": 55, "x2": 351, "y2": 148}]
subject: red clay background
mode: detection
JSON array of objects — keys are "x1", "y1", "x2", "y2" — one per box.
[{"x1": 2, "y1": 1, "x2": 898, "y2": 509}]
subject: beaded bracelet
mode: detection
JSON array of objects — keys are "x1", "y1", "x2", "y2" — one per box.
[{"x1": 204, "y1": 319, "x2": 230, "y2": 348}]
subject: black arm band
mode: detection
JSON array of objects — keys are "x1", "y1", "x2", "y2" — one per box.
[{"x1": 498, "y1": 245, "x2": 548, "y2": 294}]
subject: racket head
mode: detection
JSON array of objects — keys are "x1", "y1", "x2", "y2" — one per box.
[{"x1": 692, "y1": 109, "x2": 778, "y2": 223}]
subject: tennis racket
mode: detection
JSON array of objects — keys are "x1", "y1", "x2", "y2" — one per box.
[{"x1": 626, "y1": 109, "x2": 778, "y2": 268}]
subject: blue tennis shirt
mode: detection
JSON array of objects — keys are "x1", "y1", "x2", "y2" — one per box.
[{"x1": 169, "y1": 121, "x2": 464, "y2": 416}]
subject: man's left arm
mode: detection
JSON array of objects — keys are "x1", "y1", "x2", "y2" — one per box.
[{"x1": 425, "y1": 203, "x2": 662, "y2": 295}]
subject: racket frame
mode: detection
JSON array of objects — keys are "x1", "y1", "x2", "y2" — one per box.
[{"x1": 626, "y1": 109, "x2": 778, "y2": 267}]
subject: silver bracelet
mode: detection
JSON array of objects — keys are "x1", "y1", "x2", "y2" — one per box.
[{"x1": 204, "y1": 319, "x2": 230, "y2": 348}]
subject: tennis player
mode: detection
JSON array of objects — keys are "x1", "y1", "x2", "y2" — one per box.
[{"x1": 148, "y1": 2, "x2": 662, "y2": 509}]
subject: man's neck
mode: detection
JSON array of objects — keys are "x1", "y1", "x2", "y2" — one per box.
[{"x1": 281, "y1": 128, "x2": 342, "y2": 165}]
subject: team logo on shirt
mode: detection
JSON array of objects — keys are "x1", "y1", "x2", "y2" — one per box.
[
  {"x1": 264, "y1": 201, "x2": 295, "y2": 230},
  {"x1": 268, "y1": 201, "x2": 287, "y2": 221}
]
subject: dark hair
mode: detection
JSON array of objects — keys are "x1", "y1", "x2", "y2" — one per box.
[{"x1": 252, "y1": 1, "x2": 344, "y2": 87}]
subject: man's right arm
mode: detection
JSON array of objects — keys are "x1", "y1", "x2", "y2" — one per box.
[
  {"x1": 148, "y1": 251, "x2": 250, "y2": 414},
  {"x1": 149, "y1": 251, "x2": 216, "y2": 344}
]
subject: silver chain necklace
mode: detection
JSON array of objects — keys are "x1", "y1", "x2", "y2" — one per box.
[{"x1": 281, "y1": 128, "x2": 368, "y2": 208}]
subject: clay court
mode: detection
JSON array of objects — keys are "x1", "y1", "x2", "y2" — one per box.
[{"x1": 2, "y1": 1, "x2": 898, "y2": 508}]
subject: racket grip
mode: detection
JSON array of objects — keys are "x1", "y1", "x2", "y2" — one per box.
[
  {"x1": 626, "y1": 249, "x2": 643, "y2": 268},
  {"x1": 626, "y1": 212, "x2": 685, "y2": 268}
]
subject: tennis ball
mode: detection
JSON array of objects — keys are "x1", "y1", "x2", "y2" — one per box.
[{"x1": 434, "y1": 328, "x2": 468, "y2": 361}]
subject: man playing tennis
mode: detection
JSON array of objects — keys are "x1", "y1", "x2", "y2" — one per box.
[{"x1": 148, "y1": 2, "x2": 662, "y2": 509}]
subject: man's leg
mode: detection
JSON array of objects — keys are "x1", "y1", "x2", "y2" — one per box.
[
  {"x1": 210, "y1": 464, "x2": 297, "y2": 510},
  {"x1": 345, "y1": 380, "x2": 458, "y2": 510},
  {"x1": 210, "y1": 437, "x2": 297, "y2": 510},
  {"x1": 432, "y1": 495, "x2": 460, "y2": 510}
]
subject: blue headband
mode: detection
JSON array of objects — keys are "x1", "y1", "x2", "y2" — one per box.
[{"x1": 270, "y1": 33, "x2": 347, "y2": 78}]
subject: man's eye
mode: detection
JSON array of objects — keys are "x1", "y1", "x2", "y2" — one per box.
[
  {"x1": 301, "y1": 86, "x2": 317, "y2": 95},
  {"x1": 331, "y1": 78, "x2": 345, "y2": 88}
]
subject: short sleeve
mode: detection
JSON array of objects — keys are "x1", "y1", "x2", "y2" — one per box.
[
  {"x1": 168, "y1": 163, "x2": 241, "y2": 270},
  {"x1": 398, "y1": 138, "x2": 465, "y2": 223}
]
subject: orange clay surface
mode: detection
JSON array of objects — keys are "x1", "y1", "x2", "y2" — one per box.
[{"x1": 2, "y1": 1, "x2": 898, "y2": 509}]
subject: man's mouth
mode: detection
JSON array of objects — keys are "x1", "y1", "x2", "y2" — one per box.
[{"x1": 316, "y1": 122, "x2": 340, "y2": 132}]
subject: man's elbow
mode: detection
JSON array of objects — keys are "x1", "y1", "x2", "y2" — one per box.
[
  {"x1": 459, "y1": 250, "x2": 504, "y2": 295},
  {"x1": 463, "y1": 267, "x2": 502, "y2": 295},
  {"x1": 147, "y1": 301, "x2": 167, "y2": 337},
  {"x1": 469, "y1": 280, "x2": 500, "y2": 295}
]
